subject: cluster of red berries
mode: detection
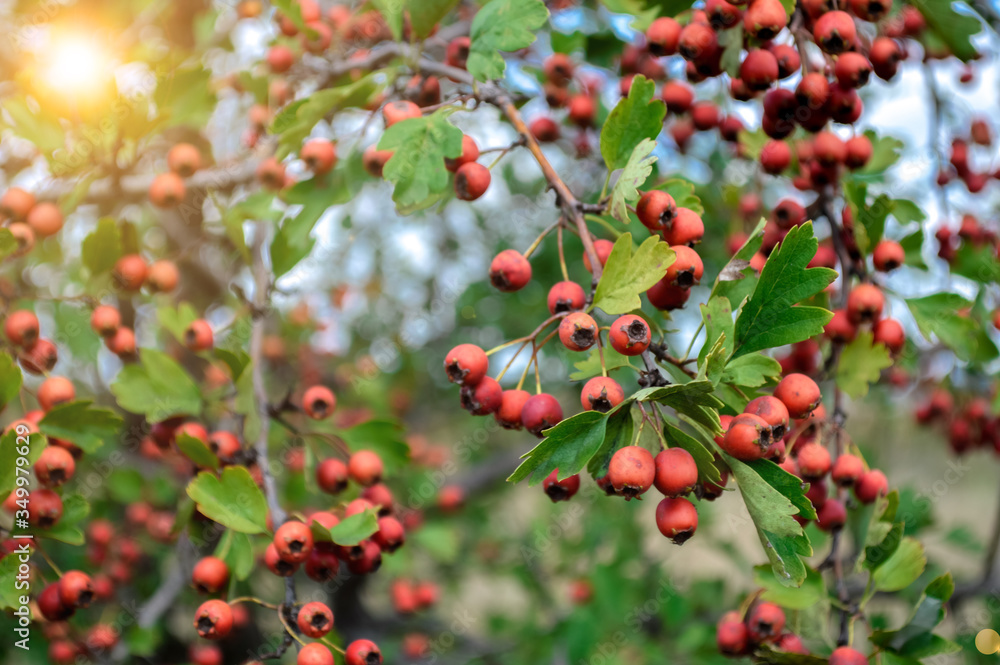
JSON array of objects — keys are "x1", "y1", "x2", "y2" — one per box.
[
  {"x1": 915, "y1": 390, "x2": 998, "y2": 455},
  {"x1": 390, "y1": 578, "x2": 440, "y2": 614},
  {"x1": 523, "y1": 53, "x2": 600, "y2": 155},
  {"x1": 148, "y1": 143, "x2": 203, "y2": 208},
  {"x1": 0, "y1": 187, "x2": 65, "y2": 257}
]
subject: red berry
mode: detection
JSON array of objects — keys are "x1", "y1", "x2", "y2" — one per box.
[
  {"x1": 558, "y1": 312, "x2": 598, "y2": 351},
  {"x1": 568, "y1": 94, "x2": 596, "y2": 127},
  {"x1": 653, "y1": 448, "x2": 698, "y2": 497},
  {"x1": 717, "y1": 617, "x2": 750, "y2": 655},
  {"x1": 454, "y1": 162, "x2": 491, "y2": 201},
  {"x1": 543, "y1": 53, "x2": 575, "y2": 85},
  {"x1": 873, "y1": 240, "x2": 904, "y2": 272},
  {"x1": 747, "y1": 602, "x2": 786, "y2": 642},
  {"x1": 297, "y1": 601, "x2": 334, "y2": 638},
  {"x1": 542, "y1": 469, "x2": 581, "y2": 502},
  {"x1": 547, "y1": 281, "x2": 586, "y2": 314},
  {"x1": 168, "y1": 142, "x2": 202, "y2": 177},
  {"x1": 655, "y1": 497, "x2": 698, "y2": 543},
  {"x1": 855, "y1": 469, "x2": 888, "y2": 503},
  {"x1": 445, "y1": 135, "x2": 480, "y2": 172},
  {"x1": 90, "y1": 305, "x2": 121, "y2": 337},
  {"x1": 28, "y1": 488, "x2": 63, "y2": 527},
  {"x1": 743, "y1": 0, "x2": 788, "y2": 40},
  {"x1": 301, "y1": 138, "x2": 338, "y2": 174},
  {"x1": 362, "y1": 145, "x2": 393, "y2": 177},
  {"x1": 647, "y1": 280, "x2": 691, "y2": 310},
  {"x1": 761, "y1": 139, "x2": 792, "y2": 174},
  {"x1": 19, "y1": 338, "x2": 57, "y2": 374},
  {"x1": 184, "y1": 319, "x2": 214, "y2": 352},
  {"x1": 317, "y1": 458, "x2": 349, "y2": 493},
  {"x1": 348, "y1": 450, "x2": 384, "y2": 486},
  {"x1": 444, "y1": 343, "x2": 488, "y2": 385},
  {"x1": 495, "y1": 389, "x2": 532, "y2": 429},
  {"x1": 59, "y1": 570, "x2": 94, "y2": 609},
  {"x1": 722, "y1": 413, "x2": 770, "y2": 461},
  {"x1": 662, "y1": 81, "x2": 694, "y2": 114},
  {"x1": 814, "y1": 10, "x2": 856, "y2": 54},
  {"x1": 740, "y1": 49, "x2": 779, "y2": 90},
  {"x1": 5, "y1": 309, "x2": 40, "y2": 347},
  {"x1": 830, "y1": 646, "x2": 868, "y2": 665},
  {"x1": 445, "y1": 36, "x2": 470, "y2": 69},
  {"x1": 298, "y1": 643, "x2": 335, "y2": 665},
  {"x1": 489, "y1": 249, "x2": 531, "y2": 292},
  {"x1": 39, "y1": 583, "x2": 74, "y2": 621},
  {"x1": 521, "y1": 393, "x2": 564, "y2": 437},
  {"x1": 873, "y1": 318, "x2": 905, "y2": 355},
  {"x1": 816, "y1": 498, "x2": 847, "y2": 531},
  {"x1": 814, "y1": 131, "x2": 847, "y2": 166},
  {"x1": 273, "y1": 520, "x2": 314, "y2": 563},
  {"x1": 647, "y1": 17, "x2": 682, "y2": 55},
  {"x1": 776, "y1": 633, "x2": 809, "y2": 654},
  {"x1": 373, "y1": 516, "x2": 405, "y2": 552},
  {"x1": 796, "y1": 443, "x2": 831, "y2": 479},
  {"x1": 460, "y1": 376, "x2": 503, "y2": 415},
  {"x1": 34, "y1": 445, "x2": 75, "y2": 487},
  {"x1": 774, "y1": 373, "x2": 821, "y2": 418},
  {"x1": 636, "y1": 190, "x2": 677, "y2": 231},
  {"x1": 580, "y1": 376, "x2": 625, "y2": 413},
  {"x1": 847, "y1": 284, "x2": 884, "y2": 324},
  {"x1": 530, "y1": 117, "x2": 561, "y2": 142},
  {"x1": 149, "y1": 173, "x2": 186, "y2": 208},
  {"x1": 194, "y1": 599, "x2": 233, "y2": 639},
  {"x1": 192, "y1": 556, "x2": 229, "y2": 594},
  {"x1": 608, "y1": 445, "x2": 655, "y2": 499},
  {"x1": 0, "y1": 187, "x2": 35, "y2": 219},
  {"x1": 113, "y1": 255, "x2": 148, "y2": 291},
  {"x1": 608, "y1": 314, "x2": 651, "y2": 356},
  {"x1": 831, "y1": 454, "x2": 864, "y2": 487},
  {"x1": 664, "y1": 207, "x2": 704, "y2": 246},
  {"x1": 303, "y1": 385, "x2": 337, "y2": 419},
  {"x1": 664, "y1": 246, "x2": 704, "y2": 287},
  {"x1": 744, "y1": 396, "x2": 791, "y2": 441},
  {"x1": 825, "y1": 309, "x2": 858, "y2": 343},
  {"x1": 382, "y1": 100, "x2": 421, "y2": 127},
  {"x1": 345, "y1": 639, "x2": 382, "y2": 665}
]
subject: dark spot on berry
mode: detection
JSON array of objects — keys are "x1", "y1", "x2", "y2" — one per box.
[{"x1": 570, "y1": 327, "x2": 595, "y2": 348}]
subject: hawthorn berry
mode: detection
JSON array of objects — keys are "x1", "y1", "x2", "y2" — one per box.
[
  {"x1": 583, "y1": 239, "x2": 615, "y2": 273},
  {"x1": 797, "y1": 443, "x2": 831, "y2": 479},
  {"x1": 770, "y1": 44, "x2": 800, "y2": 79},
  {"x1": 774, "y1": 373, "x2": 821, "y2": 418},
  {"x1": 664, "y1": 207, "x2": 705, "y2": 246},
  {"x1": 495, "y1": 389, "x2": 532, "y2": 429},
  {"x1": 653, "y1": 448, "x2": 698, "y2": 497},
  {"x1": 646, "y1": 17, "x2": 682, "y2": 56},
  {"x1": 873, "y1": 240, "x2": 904, "y2": 272},
  {"x1": 873, "y1": 318, "x2": 905, "y2": 355},
  {"x1": 636, "y1": 190, "x2": 677, "y2": 231},
  {"x1": 747, "y1": 602, "x2": 785, "y2": 643},
  {"x1": 845, "y1": 135, "x2": 873, "y2": 169},
  {"x1": 445, "y1": 135, "x2": 480, "y2": 172},
  {"x1": 444, "y1": 343, "x2": 488, "y2": 385},
  {"x1": 301, "y1": 138, "x2": 338, "y2": 174},
  {"x1": 298, "y1": 601, "x2": 335, "y2": 638},
  {"x1": 26, "y1": 202, "x2": 63, "y2": 237},
  {"x1": 273, "y1": 520, "x2": 314, "y2": 564},
  {"x1": 86, "y1": 624, "x2": 119, "y2": 652},
  {"x1": 256, "y1": 157, "x2": 287, "y2": 190},
  {"x1": 460, "y1": 376, "x2": 503, "y2": 415},
  {"x1": 373, "y1": 516, "x2": 405, "y2": 551},
  {"x1": 530, "y1": 117, "x2": 561, "y2": 142},
  {"x1": 655, "y1": 497, "x2": 698, "y2": 544},
  {"x1": 192, "y1": 556, "x2": 230, "y2": 594},
  {"x1": 816, "y1": 498, "x2": 847, "y2": 531},
  {"x1": 547, "y1": 281, "x2": 586, "y2": 314},
  {"x1": 362, "y1": 484, "x2": 394, "y2": 515},
  {"x1": 444, "y1": 36, "x2": 470, "y2": 69},
  {"x1": 305, "y1": 547, "x2": 340, "y2": 581},
  {"x1": 543, "y1": 53, "x2": 575, "y2": 85},
  {"x1": 855, "y1": 469, "x2": 888, "y2": 503},
  {"x1": 521, "y1": 393, "x2": 564, "y2": 437},
  {"x1": 113, "y1": 254, "x2": 148, "y2": 291},
  {"x1": 194, "y1": 599, "x2": 233, "y2": 639},
  {"x1": 608, "y1": 314, "x2": 651, "y2": 356},
  {"x1": 39, "y1": 583, "x2": 74, "y2": 621},
  {"x1": 147, "y1": 259, "x2": 180, "y2": 292},
  {"x1": 744, "y1": 395, "x2": 790, "y2": 440},
  {"x1": 829, "y1": 646, "x2": 868, "y2": 665},
  {"x1": 454, "y1": 162, "x2": 491, "y2": 201},
  {"x1": 58, "y1": 570, "x2": 95, "y2": 609},
  {"x1": 489, "y1": 249, "x2": 531, "y2": 292},
  {"x1": 167, "y1": 143, "x2": 202, "y2": 177},
  {"x1": 34, "y1": 445, "x2": 75, "y2": 487},
  {"x1": 580, "y1": 376, "x2": 625, "y2": 413},
  {"x1": 743, "y1": 0, "x2": 788, "y2": 40},
  {"x1": 345, "y1": 639, "x2": 382, "y2": 665},
  {"x1": 542, "y1": 469, "x2": 581, "y2": 502},
  {"x1": 317, "y1": 458, "x2": 349, "y2": 493},
  {"x1": 847, "y1": 284, "x2": 884, "y2": 324},
  {"x1": 185, "y1": 319, "x2": 214, "y2": 352},
  {"x1": 208, "y1": 431, "x2": 241, "y2": 460},
  {"x1": 831, "y1": 453, "x2": 864, "y2": 487},
  {"x1": 740, "y1": 49, "x2": 779, "y2": 90},
  {"x1": 90, "y1": 305, "x2": 121, "y2": 337},
  {"x1": 362, "y1": 145, "x2": 393, "y2": 177},
  {"x1": 19, "y1": 338, "x2": 57, "y2": 374},
  {"x1": 825, "y1": 309, "x2": 858, "y2": 343},
  {"x1": 382, "y1": 100, "x2": 421, "y2": 127},
  {"x1": 647, "y1": 280, "x2": 691, "y2": 310},
  {"x1": 0, "y1": 187, "x2": 35, "y2": 219},
  {"x1": 303, "y1": 385, "x2": 337, "y2": 419},
  {"x1": 149, "y1": 172, "x2": 186, "y2": 208},
  {"x1": 662, "y1": 81, "x2": 694, "y2": 114},
  {"x1": 568, "y1": 94, "x2": 596, "y2": 127},
  {"x1": 716, "y1": 615, "x2": 750, "y2": 655},
  {"x1": 776, "y1": 633, "x2": 809, "y2": 654},
  {"x1": 870, "y1": 37, "x2": 902, "y2": 81},
  {"x1": 814, "y1": 10, "x2": 856, "y2": 54},
  {"x1": 664, "y1": 245, "x2": 704, "y2": 287},
  {"x1": 348, "y1": 450, "x2": 384, "y2": 486},
  {"x1": 722, "y1": 414, "x2": 770, "y2": 461},
  {"x1": 608, "y1": 445, "x2": 655, "y2": 499},
  {"x1": 5, "y1": 309, "x2": 39, "y2": 347},
  {"x1": 37, "y1": 376, "x2": 75, "y2": 412},
  {"x1": 558, "y1": 311, "x2": 598, "y2": 351}
]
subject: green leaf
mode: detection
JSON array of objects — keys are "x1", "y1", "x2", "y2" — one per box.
[
  {"x1": 39, "y1": 401, "x2": 122, "y2": 454},
  {"x1": 0, "y1": 96, "x2": 65, "y2": 155},
  {"x1": 907, "y1": 293, "x2": 998, "y2": 363},
  {"x1": 467, "y1": 0, "x2": 549, "y2": 81},
  {"x1": 157, "y1": 302, "x2": 199, "y2": 345},
  {"x1": 35, "y1": 494, "x2": 90, "y2": 545},
  {"x1": 176, "y1": 432, "x2": 220, "y2": 470},
  {"x1": 857, "y1": 130, "x2": 904, "y2": 176},
  {"x1": 600, "y1": 75, "x2": 667, "y2": 170},
  {"x1": 337, "y1": 420, "x2": 411, "y2": 473},
  {"x1": 410, "y1": 523, "x2": 460, "y2": 563},
  {"x1": 836, "y1": 331, "x2": 893, "y2": 398},
  {"x1": 732, "y1": 222, "x2": 837, "y2": 358},
  {"x1": 592, "y1": 234, "x2": 675, "y2": 315},
  {"x1": 329, "y1": 509, "x2": 379, "y2": 546},
  {"x1": 890, "y1": 199, "x2": 925, "y2": 224},
  {"x1": 186, "y1": 466, "x2": 269, "y2": 534},
  {"x1": 509, "y1": 410, "x2": 609, "y2": 485},
  {"x1": 737, "y1": 129, "x2": 769, "y2": 161},
  {"x1": 721, "y1": 353, "x2": 782, "y2": 388},
  {"x1": 753, "y1": 565, "x2": 826, "y2": 609},
  {"x1": 81, "y1": 218, "x2": 122, "y2": 275},
  {"x1": 409, "y1": 0, "x2": 461, "y2": 38},
  {"x1": 0, "y1": 431, "x2": 45, "y2": 498},
  {"x1": 378, "y1": 110, "x2": 464, "y2": 211},
  {"x1": 110, "y1": 349, "x2": 203, "y2": 421},
  {"x1": 953, "y1": 242, "x2": 1000, "y2": 283},
  {"x1": 569, "y1": 345, "x2": 635, "y2": 381},
  {"x1": 635, "y1": 380, "x2": 725, "y2": 433},
  {"x1": 899, "y1": 228, "x2": 926, "y2": 269},
  {"x1": 273, "y1": 75, "x2": 382, "y2": 159},
  {"x1": 214, "y1": 348, "x2": 250, "y2": 382},
  {"x1": 664, "y1": 424, "x2": 721, "y2": 485},
  {"x1": 712, "y1": 218, "x2": 766, "y2": 307},
  {"x1": 873, "y1": 537, "x2": 926, "y2": 591},
  {"x1": 754, "y1": 647, "x2": 828, "y2": 665},
  {"x1": 718, "y1": 25, "x2": 743, "y2": 78},
  {"x1": 910, "y1": 0, "x2": 983, "y2": 62},
  {"x1": 271, "y1": 202, "x2": 322, "y2": 278},
  {"x1": 0, "y1": 553, "x2": 25, "y2": 611},
  {"x1": 0, "y1": 229, "x2": 16, "y2": 260},
  {"x1": 654, "y1": 178, "x2": 704, "y2": 216},
  {"x1": 371, "y1": 0, "x2": 403, "y2": 40},
  {"x1": 845, "y1": 182, "x2": 892, "y2": 254},
  {"x1": 609, "y1": 139, "x2": 657, "y2": 224},
  {"x1": 700, "y1": 296, "x2": 735, "y2": 364},
  {"x1": 871, "y1": 573, "x2": 954, "y2": 655},
  {"x1": 108, "y1": 468, "x2": 146, "y2": 504},
  {"x1": 586, "y1": 406, "x2": 634, "y2": 479},
  {"x1": 215, "y1": 531, "x2": 255, "y2": 580},
  {"x1": 153, "y1": 66, "x2": 216, "y2": 128},
  {"x1": 0, "y1": 352, "x2": 22, "y2": 411}
]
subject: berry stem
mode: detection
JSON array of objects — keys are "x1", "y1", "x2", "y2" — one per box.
[
  {"x1": 35, "y1": 544, "x2": 63, "y2": 577},
  {"x1": 523, "y1": 220, "x2": 561, "y2": 260},
  {"x1": 229, "y1": 596, "x2": 280, "y2": 610},
  {"x1": 556, "y1": 224, "x2": 570, "y2": 282},
  {"x1": 276, "y1": 603, "x2": 308, "y2": 647}
]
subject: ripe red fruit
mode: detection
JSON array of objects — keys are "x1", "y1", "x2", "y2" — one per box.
[
  {"x1": 830, "y1": 646, "x2": 868, "y2": 665},
  {"x1": 543, "y1": 53, "x2": 575, "y2": 85},
  {"x1": 301, "y1": 139, "x2": 338, "y2": 174},
  {"x1": 460, "y1": 376, "x2": 503, "y2": 415},
  {"x1": 305, "y1": 547, "x2": 340, "y2": 582},
  {"x1": 192, "y1": 556, "x2": 229, "y2": 594},
  {"x1": 273, "y1": 520, "x2": 314, "y2": 563},
  {"x1": 647, "y1": 17, "x2": 682, "y2": 55},
  {"x1": 831, "y1": 453, "x2": 864, "y2": 487},
  {"x1": 521, "y1": 393, "x2": 564, "y2": 437},
  {"x1": 653, "y1": 448, "x2": 698, "y2": 497},
  {"x1": 4, "y1": 309, "x2": 40, "y2": 347},
  {"x1": 872, "y1": 240, "x2": 904, "y2": 272},
  {"x1": 348, "y1": 450, "x2": 384, "y2": 486},
  {"x1": 147, "y1": 259, "x2": 180, "y2": 292},
  {"x1": 558, "y1": 312, "x2": 598, "y2": 351},
  {"x1": 608, "y1": 445, "x2": 656, "y2": 499},
  {"x1": 167, "y1": 143, "x2": 202, "y2": 177},
  {"x1": 38, "y1": 376, "x2": 75, "y2": 411},
  {"x1": 0, "y1": 187, "x2": 35, "y2": 219},
  {"x1": 495, "y1": 389, "x2": 532, "y2": 429},
  {"x1": 816, "y1": 498, "x2": 847, "y2": 531},
  {"x1": 362, "y1": 145, "x2": 393, "y2": 177},
  {"x1": 454, "y1": 162, "x2": 491, "y2": 201},
  {"x1": 636, "y1": 190, "x2": 677, "y2": 231},
  {"x1": 745, "y1": 395, "x2": 791, "y2": 440},
  {"x1": 666, "y1": 245, "x2": 705, "y2": 288},
  {"x1": 678, "y1": 22, "x2": 716, "y2": 61},
  {"x1": 19, "y1": 338, "x2": 57, "y2": 374},
  {"x1": 373, "y1": 516, "x2": 405, "y2": 551},
  {"x1": 847, "y1": 284, "x2": 884, "y2": 324},
  {"x1": 835, "y1": 52, "x2": 872, "y2": 89},
  {"x1": 530, "y1": 117, "x2": 561, "y2": 142},
  {"x1": 583, "y1": 239, "x2": 615, "y2": 273},
  {"x1": 870, "y1": 37, "x2": 902, "y2": 81},
  {"x1": 717, "y1": 617, "x2": 749, "y2": 655},
  {"x1": 743, "y1": 0, "x2": 788, "y2": 40},
  {"x1": 580, "y1": 377, "x2": 625, "y2": 413},
  {"x1": 297, "y1": 601, "x2": 334, "y2": 638},
  {"x1": 59, "y1": 570, "x2": 95, "y2": 609},
  {"x1": 113, "y1": 254, "x2": 148, "y2": 291},
  {"x1": 796, "y1": 443, "x2": 832, "y2": 479},
  {"x1": 691, "y1": 102, "x2": 719, "y2": 131},
  {"x1": 655, "y1": 497, "x2": 698, "y2": 543},
  {"x1": 568, "y1": 95, "x2": 596, "y2": 127},
  {"x1": 317, "y1": 458, "x2": 349, "y2": 493},
  {"x1": 542, "y1": 469, "x2": 581, "y2": 502},
  {"x1": 769, "y1": 44, "x2": 800, "y2": 79},
  {"x1": 662, "y1": 81, "x2": 694, "y2": 114},
  {"x1": 855, "y1": 469, "x2": 888, "y2": 503},
  {"x1": 547, "y1": 281, "x2": 586, "y2": 314},
  {"x1": 303, "y1": 385, "x2": 337, "y2": 419},
  {"x1": 774, "y1": 374, "x2": 821, "y2": 418},
  {"x1": 825, "y1": 309, "x2": 858, "y2": 343},
  {"x1": 771, "y1": 199, "x2": 806, "y2": 230},
  {"x1": 444, "y1": 343, "x2": 488, "y2": 385},
  {"x1": 255, "y1": 157, "x2": 287, "y2": 190},
  {"x1": 382, "y1": 100, "x2": 421, "y2": 127},
  {"x1": 722, "y1": 413, "x2": 770, "y2": 461},
  {"x1": 843, "y1": 135, "x2": 873, "y2": 170},
  {"x1": 39, "y1": 583, "x2": 74, "y2": 621},
  {"x1": 194, "y1": 599, "x2": 233, "y2": 639},
  {"x1": 445, "y1": 135, "x2": 480, "y2": 172},
  {"x1": 185, "y1": 319, "x2": 214, "y2": 352},
  {"x1": 814, "y1": 11, "x2": 856, "y2": 54},
  {"x1": 299, "y1": 643, "x2": 335, "y2": 665},
  {"x1": 761, "y1": 139, "x2": 792, "y2": 174},
  {"x1": 34, "y1": 445, "x2": 75, "y2": 487},
  {"x1": 814, "y1": 131, "x2": 847, "y2": 166},
  {"x1": 748, "y1": 602, "x2": 786, "y2": 643},
  {"x1": 740, "y1": 49, "x2": 778, "y2": 90},
  {"x1": 873, "y1": 318, "x2": 905, "y2": 355},
  {"x1": 445, "y1": 36, "x2": 470, "y2": 69},
  {"x1": 346, "y1": 639, "x2": 382, "y2": 665},
  {"x1": 608, "y1": 314, "x2": 651, "y2": 356},
  {"x1": 26, "y1": 202, "x2": 63, "y2": 237},
  {"x1": 849, "y1": 0, "x2": 890, "y2": 21},
  {"x1": 664, "y1": 207, "x2": 704, "y2": 246},
  {"x1": 489, "y1": 249, "x2": 531, "y2": 292},
  {"x1": 647, "y1": 280, "x2": 691, "y2": 310}
]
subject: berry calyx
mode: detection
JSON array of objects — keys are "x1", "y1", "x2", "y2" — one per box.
[
  {"x1": 580, "y1": 376, "x2": 625, "y2": 413},
  {"x1": 542, "y1": 469, "x2": 581, "y2": 502},
  {"x1": 558, "y1": 311, "x2": 598, "y2": 351}
]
